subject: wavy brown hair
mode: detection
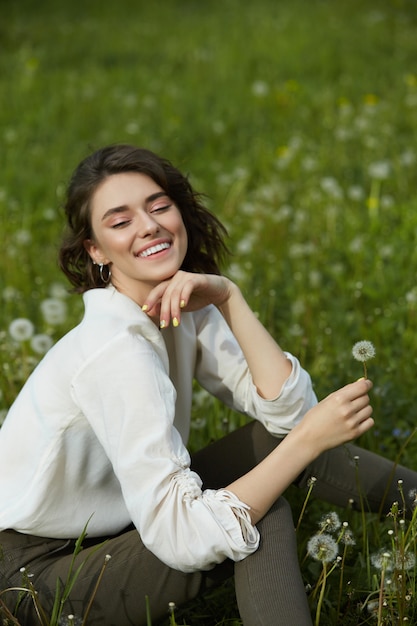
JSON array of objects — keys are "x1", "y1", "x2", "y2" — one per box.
[{"x1": 59, "y1": 144, "x2": 230, "y2": 293}]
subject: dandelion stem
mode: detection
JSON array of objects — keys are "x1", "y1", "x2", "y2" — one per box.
[
  {"x1": 296, "y1": 478, "x2": 316, "y2": 533},
  {"x1": 377, "y1": 564, "x2": 386, "y2": 626},
  {"x1": 145, "y1": 595, "x2": 152, "y2": 626},
  {"x1": 377, "y1": 427, "x2": 417, "y2": 518},
  {"x1": 315, "y1": 562, "x2": 327, "y2": 626},
  {"x1": 81, "y1": 555, "x2": 111, "y2": 626}
]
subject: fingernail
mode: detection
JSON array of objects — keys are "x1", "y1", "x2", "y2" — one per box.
[
  {"x1": 356, "y1": 377, "x2": 365, "y2": 381},
  {"x1": 159, "y1": 320, "x2": 166, "y2": 329},
  {"x1": 142, "y1": 304, "x2": 148, "y2": 312},
  {"x1": 180, "y1": 300, "x2": 185, "y2": 308},
  {"x1": 173, "y1": 317, "x2": 179, "y2": 328}
]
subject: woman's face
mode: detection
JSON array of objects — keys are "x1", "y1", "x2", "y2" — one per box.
[{"x1": 85, "y1": 172, "x2": 188, "y2": 305}]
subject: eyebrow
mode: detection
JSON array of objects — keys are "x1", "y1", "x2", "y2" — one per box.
[{"x1": 101, "y1": 191, "x2": 169, "y2": 221}]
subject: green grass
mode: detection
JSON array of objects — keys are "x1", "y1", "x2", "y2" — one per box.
[{"x1": 1, "y1": 0, "x2": 417, "y2": 623}]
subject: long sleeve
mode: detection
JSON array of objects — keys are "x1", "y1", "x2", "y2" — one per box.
[
  {"x1": 71, "y1": 329, "x2": 259, "y2": 572},
  {"x1": 192, "y1": 305, "x2": 318, "y2": 435}
]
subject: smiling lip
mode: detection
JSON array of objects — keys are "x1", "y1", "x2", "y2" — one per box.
[{"x1": 137, "y1": 241, "x2": 171, "y2": 258}]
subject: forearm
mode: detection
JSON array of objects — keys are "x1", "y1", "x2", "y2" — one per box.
[
  {"x1": 226, "y1": 378, "x2": 374, "y2": 525},
  {"x1": 225, "y1": 425, "x2": 315, "y2": 524},
  {"x1": 218, "y1": 282, "x2": 292, "y2": 399}
]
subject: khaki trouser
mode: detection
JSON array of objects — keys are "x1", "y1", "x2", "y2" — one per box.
[{"x1": 1, "y1": 421, "x2": 416, "y2": 626}]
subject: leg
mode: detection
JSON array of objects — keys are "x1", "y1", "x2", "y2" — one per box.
[
  {"x1": 0, "y1": 528, "x2": 206, "y2": 626},
  {"x1": 0, "y1": 422, "x2": 278, "y2": 626},
  {"x1": 192, "y1": 422, "x2": 312, "y2": 625},
  {"x1": 235, "y1": 498, "x2": 313, "y2": 626},
  {"x1": 295, "y1": 443, "x2": 417, "y2": 517}
]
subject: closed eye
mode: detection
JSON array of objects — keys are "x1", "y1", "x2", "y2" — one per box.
[
  {"x1": 111, "y1": 219, "x2": 131, "y2": 229},
  {"x1": 150, "y1": 203, "x2": 171, "y2": 214}
]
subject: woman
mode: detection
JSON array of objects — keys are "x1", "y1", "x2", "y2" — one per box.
[{"x1": 0, "y1": 144, "x2": 415, "y2": 626}]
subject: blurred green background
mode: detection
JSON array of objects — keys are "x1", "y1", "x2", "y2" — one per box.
[
  {"x1": 2, "y1": 0, "x2": 417, "y2": 445},
  {"x1": 2, "y1": 1, "x2": 417, "y2": 623}
]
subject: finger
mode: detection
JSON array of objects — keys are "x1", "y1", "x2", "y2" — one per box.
[
  {"x1": 349, "y1": 392, "x2": 371, "y2": 415},
  {"x1": 159, "y1": 280, "x2": 189, "y2": 328},
  {"x1": 338, "y1": 378, "x2": 373, "y2": 402},
  {"x1": 142, "y1": 282, "x2": 169, "y2": 314},
  {"x1": 354, "y1": 414, "x2": 375, "y2": 437}
]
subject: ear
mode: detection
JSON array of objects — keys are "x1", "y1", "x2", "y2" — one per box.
[{"x1": 83, "y1": 239, "x2": 110, "y2": 266}]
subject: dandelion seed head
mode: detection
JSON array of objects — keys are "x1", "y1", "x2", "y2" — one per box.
[
  {"x1": 318, "y1": 511, "x2": 341, "y2": 532},
  {"x1": 371, "y1": 549, "x2": 394, "y2": 571},
  {"x1": 341, "y1": 529, "x2": 356, "y2": 546},
  {"x1": 395, "y1": 550, "x2": 416, "y2": 571},
  {"x1": 367, "y1": 599, "x2": 379, "y2": 614},
  {"x1": 408, "y1": 488, "x2": 417, "y2": 507},
  {"x1": 9, "y1": 318, "x2": 35, "y2": 342},
  {"x1": 368, "y1": 160, "x2": 391, "y2": 180},
  {"x1": 40, "y1": 297, "x2": 67, "y2": 325},
  {"x1": 307, "y1": 533, "x2": 339, "y2": 563},
  {"x1": 352, "y1": 340, "x2": 376, "y2": 362},
  {"x1": 30, "y1": 333, "x2": 53, "y2": 355}
]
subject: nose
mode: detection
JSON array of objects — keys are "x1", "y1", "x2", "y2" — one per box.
[{"x1": 136, "y1": 211, "x2": 160, "y2": 237}]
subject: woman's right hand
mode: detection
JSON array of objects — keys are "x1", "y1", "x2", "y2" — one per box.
[
  {"x1": 296, "y1": 378, "x2": 374, "y2": 455},
  {"x1": 225, "y1": 378, "x2": 374, "y2": 525}
]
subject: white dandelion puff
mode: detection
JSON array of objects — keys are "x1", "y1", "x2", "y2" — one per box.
[
  {"x1": 395, "y1": 550, "x2": 416, "y2": 571},
  {"x1": 371, "y1": 550, "x2": 394, "y2": 571},
  {"x1": 352, "y1": 340, "x2": 376, "y2": 362},
  {"x1": 9, "y1": 318, "x2": 35, "y2": 342},
  {"x1": 408, "y1": 488, "x2": 417, "y2": 507},
  {"x1": 307, "y1": 533, "x2": 339, "y2": 563},
  {"x1": 352, "y1": 340, "x2": 376, "y2": 378},
  {"x1": 30, "y1": 334, "x2": 54, "y2": 355},
  {"x1": 40, "y1": 298, "x2": 67, "y2": 325},
  {"x1": 340, "y1": 528, "x2": 356, "y2": 546},
  {"x1": 318, "y1": 511, "x2": 341, "y2": 533},
  {"x1": 368, "y1": 160, "x2": 391, "y2": 180}
]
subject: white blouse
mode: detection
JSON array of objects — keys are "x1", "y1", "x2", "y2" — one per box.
[{"x1": 0, "y1": 286, "x2": 317, "y2": 572}]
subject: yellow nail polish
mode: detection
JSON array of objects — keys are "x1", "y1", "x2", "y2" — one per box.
[
  {"x1": 173, "y1": 317, "x2": 179, "y2": 328},
  {"x1": 180, "y1": 300, "x2": 185, "y2": 308},
  {"x1": 142, "y1": 304, "x2": 148, "y2": 312},
  {"x1": 159, "y1": 320, "x2": 166, "y2": 329}
]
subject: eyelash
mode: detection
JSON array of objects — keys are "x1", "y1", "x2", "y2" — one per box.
[
  {"x1": 110, "y1": 204, "x2": 172, "y2": 228},
  {"x1": 111, "y1": 220, "x2": 131, "y2": 229},
  {"x1": 150, "y1": 203, "x2": 171, "y2": 213}
]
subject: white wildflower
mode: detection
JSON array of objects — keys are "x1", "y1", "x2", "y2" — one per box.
[
  {"x1": 347, "y1": 185, "x2": 365, "y2": 202},
  {"x1": 251, "y1": 80, "x2": 269, "y2": 97},
  {"x1": 352, "y1": 340, "x2": 376, "y2": 362},
  {"x1": 307, "y1": 533, "x2": 339, "y2": 563},
  {"x1": 9, "y1": 318, "x2": 35, "y2": 342},
  {"x1": 371, "y1": 550, "x2": 394, "y2": 571},
  {"x1": 30, "y1": 334, "x2": 54, "y2": 355},
  {"x1": 395, "y1": 550, "x2": 416, "y2": 571},
  {"x1": 368, "y1": 160, "x2": 391, "y2": 180},
  {"x1": 318, "y1": 511, "x2": 341, "y2": 533},
  {"x1": 40, "y1": 298, "x2": 67, "y2": 325}
]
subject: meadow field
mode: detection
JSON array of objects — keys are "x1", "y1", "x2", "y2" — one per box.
[{"x1": 1, "y1": 0, "x2": 417, "y2": 623}]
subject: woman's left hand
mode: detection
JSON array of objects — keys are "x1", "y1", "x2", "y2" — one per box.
[{"x1": 141, "y1": 270, "x2": 234, "y2": 328}]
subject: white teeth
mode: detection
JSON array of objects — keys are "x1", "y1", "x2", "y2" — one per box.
[{"x1": 139, "y1": 242, "x2": 170, "y2": 258}]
